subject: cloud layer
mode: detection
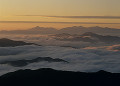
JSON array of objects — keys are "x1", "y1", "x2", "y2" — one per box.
[
  {"x1": 0, "y1": 34, "x2": 120, "y2": 75},
  {"x1": 0, "y1": 44, "x2": 120, "y2": 76}
]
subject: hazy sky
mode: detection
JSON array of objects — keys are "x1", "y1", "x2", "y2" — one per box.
[{"x1": 0, "y1": 0, "x2": 120, "y2": 30}]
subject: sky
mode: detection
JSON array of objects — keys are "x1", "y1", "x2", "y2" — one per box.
[{"x1": 0, "y1": 0, "x2": 120, "y2": 30}]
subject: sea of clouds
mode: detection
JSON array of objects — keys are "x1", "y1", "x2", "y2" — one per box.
[
  {"x1": 0, "y1": 34, "x2": 120, "y2": 75},
  {"x1": 0, "y1": 34, "x2": 111, "y2": 48},
  {"x1": 0, "y1": 44, "x2": 120, "y2": 76}
]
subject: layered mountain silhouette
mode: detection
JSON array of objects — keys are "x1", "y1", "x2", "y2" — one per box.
[
  {"x1": 52, "y1": 32, "x2": 120, "y2": 44},
  {"x1": 1, "y1": 26, "x2": 120, "y2": 36},
  {"x1": 0, "y1": 68, "x2": 120, "y2": 86},
  {"x1": 0, "y1": 57, "x2": 68, "y2": 67}
]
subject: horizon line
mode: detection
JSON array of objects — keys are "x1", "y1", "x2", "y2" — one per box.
[
  {"x1": 16, "y1": 15, "x2": 120, "y2": 19},
  {"x1": 1, "y1": 21, "x2": 120, "y2": 24}
]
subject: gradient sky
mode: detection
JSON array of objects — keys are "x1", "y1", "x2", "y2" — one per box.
[{"x1": 0, "y1": 0, "x2": 120, "y2": 30}]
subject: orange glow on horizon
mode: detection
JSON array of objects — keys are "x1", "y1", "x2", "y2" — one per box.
[
  {"x1": 1, "y1": 0, "x2": 120, "y2": 30},
  {"x1": 0, "y1": 23, "x2": 120, "y2": 31}
]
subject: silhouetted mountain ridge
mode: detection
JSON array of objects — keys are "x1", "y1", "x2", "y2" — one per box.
[
  {"x1": 59, "y1": 26, "x2": 120, "y2": 36},
  {"x1": 0, "y1": 68, "x2": 120, "y2": 86}
]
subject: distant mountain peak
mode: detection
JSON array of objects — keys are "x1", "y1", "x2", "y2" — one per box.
[
  {"x1": 30, "y1": 26, "x2": 57, "y2": 32},
  {"x1": 34, "y1": 26, "x2": 41, "y2": 28},
  {"x1": 31, "y1": 26, "x2": 44, "y2": 30}
]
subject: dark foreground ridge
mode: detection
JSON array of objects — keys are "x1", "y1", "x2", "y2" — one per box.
[
  {"x1": 0, "y1": 57, "x2": 68, "y2": 67},
  {"x1": 0, "y1": 68, "x2": 120, "y2": 86}
]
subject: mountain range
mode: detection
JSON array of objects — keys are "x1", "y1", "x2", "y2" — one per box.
[
  {"x1": 1, "y1": 26, "x2": 120, "y2": 36},
  {"x1": 0, "y1": 68, "x2": 120, "y2": 86},
  {"x1": 0, "y1": 26, "x2": 57, "y2": 34}
]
